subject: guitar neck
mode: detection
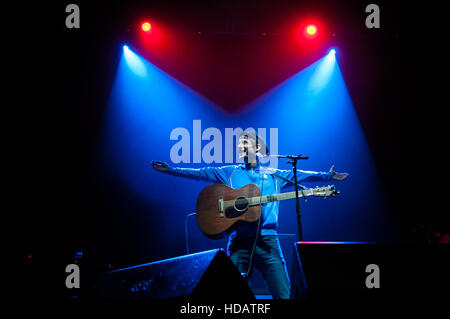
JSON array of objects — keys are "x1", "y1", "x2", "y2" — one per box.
[{"x1": 248, "y1": 189, "x2": 313, "y2": 206}]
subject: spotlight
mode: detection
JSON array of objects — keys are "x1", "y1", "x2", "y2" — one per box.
[
  {"x1": 329, "y1": 49, "x2": 336, "y2": 55},
  {"x1": 297, "y1": 21, "x2": 321, "y2": 43},
  {"x1": 306, "y1": 25, "x2": 317, "y2": 36},
  {"x1": 141, "y1": 22, "x2": 152, "y2": 32},
  {"x1": 123, "y1": 44, "x2": 147, "y2": 77}
]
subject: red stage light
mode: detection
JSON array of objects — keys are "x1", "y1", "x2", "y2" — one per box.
[
  {"x1": 292, "y1": 19, "x2": 326, "y2": 51},
  {"x1": 306, "y1": 24, "x2": 317, "y2": 36},
  {"x1": 141, "y1": 22, "x2": 152, "y2": 32}
]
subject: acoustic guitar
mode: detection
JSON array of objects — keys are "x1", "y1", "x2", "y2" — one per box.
[{"x1": 196, "y1": 183, "x2": 339, "y2": 238}]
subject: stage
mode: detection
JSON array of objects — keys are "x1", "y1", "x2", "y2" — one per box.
[{"x1": 3, "y1": 0, "x2": 447, "y2": 311}]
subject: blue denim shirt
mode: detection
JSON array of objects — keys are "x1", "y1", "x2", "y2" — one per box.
[{"x1": 166, "y1": 163, "x2": 333, "y2": 237}]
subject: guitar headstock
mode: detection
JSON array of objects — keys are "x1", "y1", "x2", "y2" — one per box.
[{"x1": 311, "y1": 185, "x2": 340, "y2": 197}]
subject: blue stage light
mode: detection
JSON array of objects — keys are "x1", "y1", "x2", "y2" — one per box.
[
  {"x1": 307, "y1": 50, "x2": 337, "y2": 93},
  {"x1": 122, "y1": 45, "x2": 147, "y2": 77}
]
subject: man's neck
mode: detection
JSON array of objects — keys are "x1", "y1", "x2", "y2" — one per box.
[{"x1": 244, "y1": 156, "x2": 259, "y2": 169}]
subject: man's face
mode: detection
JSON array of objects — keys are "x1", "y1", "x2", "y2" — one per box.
[{"x1": 238, "y1": 136, "x2": 260, "y2": 161}]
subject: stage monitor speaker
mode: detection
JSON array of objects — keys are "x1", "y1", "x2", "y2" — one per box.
[
  {"x1": 91, "y1": 249, "x2": 255, "y2": 300},
  {"x1": 291, "y1": 242, "x2": 449, "y2": 300}
]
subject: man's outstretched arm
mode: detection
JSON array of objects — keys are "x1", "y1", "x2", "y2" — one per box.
[
  {"x1": 152, "y1": 160, "x2": 230, "y2": 184},
  {"x1": 277, "y1": 165, "x2": 348, "y2": 188}
]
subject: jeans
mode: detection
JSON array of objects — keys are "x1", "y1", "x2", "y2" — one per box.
[{"x1": 226, "y1": 235, "x2": 291, "y2": 299}]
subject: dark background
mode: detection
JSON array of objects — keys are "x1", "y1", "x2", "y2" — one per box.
[{"x1": 3, "y1": 0, "x2": 444, "y2": 297}]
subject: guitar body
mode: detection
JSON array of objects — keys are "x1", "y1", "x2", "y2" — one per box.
[
  {"x1": 196, "y1": 184, "x2": 261, "y2": 238},
  {"x1": 195, "y1": 183, "x2": 338, "y2": 239}
]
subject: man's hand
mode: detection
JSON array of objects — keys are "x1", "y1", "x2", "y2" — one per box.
[
  {"x1": 329, "y1": 165, "x2": 348, "y2": 181},
  {"x1": 152, "y1": 160, "x2": 169, "y2": 172}
]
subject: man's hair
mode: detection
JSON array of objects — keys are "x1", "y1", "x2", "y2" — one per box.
[
  {"x1": 239, "y1": 130, "x2": 268, "y2": 155},
  {"x1": 240, "y1": 134, "x2": 260, "y2": 149}
]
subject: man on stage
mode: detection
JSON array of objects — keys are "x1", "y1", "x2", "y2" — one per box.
[{"x1": 153, "y1": 130, "x2": 348, "y2": 299}]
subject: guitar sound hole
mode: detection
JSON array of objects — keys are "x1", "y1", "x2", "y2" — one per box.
[
  {"x1": 225, "y1": 197, "x2": 249, "y2": 218},
  {"x1": 234, "y1": 197, "x2": 249, "y2": 211}
]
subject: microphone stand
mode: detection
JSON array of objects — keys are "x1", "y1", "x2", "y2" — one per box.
[{"x1": 267, "y1": 154, "x2": 309, "y2": 241}]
